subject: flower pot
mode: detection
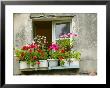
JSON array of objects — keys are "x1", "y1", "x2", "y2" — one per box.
[
  {"x1": 47, "y1": 59, "x2": 58, "y2": 67},
  {"x1": 30, "y1": 63, "x2": 35, "y2": 68},
  {"x1": 19, "y1": 61, "x2": 30, "y2": 69},
  {"x1": 35, "y1": 63, "x2": 39, "y2": 70},
  {"x1": 69, "y1": 58, "x2": 79, "y2": 67},
  {"x1": 39, "y1": 60, "x2": 48, "y2": 68},
  {"x1": 60, "y1": 59, "x2": 69, "y2": 67}
]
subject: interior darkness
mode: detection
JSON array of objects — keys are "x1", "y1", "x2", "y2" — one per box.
[{"x1": 33, "y1": 21, "x2": 52, "y2": 47}]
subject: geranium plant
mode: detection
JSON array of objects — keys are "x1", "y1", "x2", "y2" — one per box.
[
  {"x1": 34, "y1": 35, "x2": 49, "y2": 60},
  {"x1": 70, "y1": 51, "x2": 81, "y2": 61},
  {"x1": 56, "y1": 32, "x2": 78, "y2": 51},
  {"x1": 15, "y1": 32, "x2": 81, "y2": 68},
  {"x1": 15, "y1": 42, "x2": 40, "y2": 65}
]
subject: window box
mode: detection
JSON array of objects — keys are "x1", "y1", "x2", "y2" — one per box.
[
  {"x1": 47, "y1": 59, "x2": 58, "y2": 67},
  {"x1": 19, "y1": 61, "x2": 30, "y2": 69}
]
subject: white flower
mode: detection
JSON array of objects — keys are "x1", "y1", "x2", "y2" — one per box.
[{"x1": 32, "y1": 41, "x2": 35, "y2": 43}]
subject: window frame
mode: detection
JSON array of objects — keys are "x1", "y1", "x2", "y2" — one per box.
[{"x1": 52, "y1": 19, "x2": 73, "y2": 43}]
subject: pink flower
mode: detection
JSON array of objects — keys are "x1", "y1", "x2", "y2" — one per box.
[
  {"x1": 63, "y1": 34, "x2": 68, "y2": 38},
  {"x1": 67, "y1": 33, "x2": 71, "y2": 37},
  {"x1": 71, "y1": 33, "x2": 78, "y2": 37},
  {"x1": 74, "y1": 33, "x2": 78, "y2": 37},
  {"x1": 60, "y1": 35, "x2": 64, "y2": 38},
  {"x1": 49, "y1": 43, "x2": 59, "y2": 51},
  {"x1": 60, "y1": 33, "x2": 78, "y2": 38}
]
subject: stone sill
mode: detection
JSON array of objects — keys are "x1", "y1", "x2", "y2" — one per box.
[{"x1": 20, "y1": 66, "x2": 80, "y2": 71}]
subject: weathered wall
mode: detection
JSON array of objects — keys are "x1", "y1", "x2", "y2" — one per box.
[
  {"x1": 14, "y1": 13, "x2": 33, "y2": 48},
  {"x1": 72, "y1": 14, "x2": 97, "y2": 73},
  {"x1": 13, "y1": 13, "x2": 97, "y2": 75},
  {"x1": 13, "y1": 13, "x2": 33, "y2": 74}
]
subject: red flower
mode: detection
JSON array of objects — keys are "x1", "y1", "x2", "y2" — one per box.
[
  {"x1": 36, "y1": 61, "x2": 40, "y2": 65},
  {"x1": 61, "y1": 49, "x2": 65, "y2": 53},
  {"x1": 33, "y1": 56, "x2": 37, "y2": 60},
  {"x1": 22, "y1": 46, "x2": 28, "y2": 50},
  {"x1": 29, "y1": 49, "x2": 32, "y2": 53},
  {"x1": 27, "y1": 45, "x2": 31, "y2": 49},
  {"x1": 35, "y1": 44, "x2": 38, "y2": 48},
  {"x1": 59, "y1": 56, "x2": 64, "y2": 61},
  {"x1": 41, "y1": 53, "x2": 44, "y2": 57},
  {"x1": 21, "y1": 52, "x2": 25, "y2": 57},
  {"x1": 48, "y1": 48, "x2": 51, "y2": 51},
  {"x1": 37, "y1": 49, "x2": 42, "y2": 53},
  {"x1": 30, "y1": 43, "x2": 35, "y2": 48}
]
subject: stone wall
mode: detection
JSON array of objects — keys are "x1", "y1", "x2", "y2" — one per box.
[
  {"x1": 72, "y1": 13, "x2": 97, "y2": 73},
  {"x1": 13, "y1": 13, "x2": 97, "y2": 75},
  {"x1": 14, "y1": 13, "x2": 33, "y2": 48},
  {"x1": 13, "y1": 13, "x2": 33, "y2": 74}
]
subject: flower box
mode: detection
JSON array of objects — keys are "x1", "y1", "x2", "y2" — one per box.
[
  {"x1": 69, "y1": 58, "x2": 79, "y2": 67},
  {"x1": 34, "y1": 63, "x2": 39, "y2": 70},
  {"x1": 60, "y1": 59, "x2": 69, "y2": 67},
  {"x1": 19, "y1": 61, "x2": 30, "y2": 69},
  {"x1": 39, "y1": 60, "x2": 48, "y2": 68},
  {"x1": 30, "y1": 64, "x2": 35, "y2": 68},
  {"x1": 47, "y1": 59, "x2": 58, "y2": 67},
  {"x1": 15, "y1": 33, "x2": 81, "y2": 71}
]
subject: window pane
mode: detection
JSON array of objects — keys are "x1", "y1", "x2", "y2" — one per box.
[{"x1": 55, "y1": 22, "x2": 70, "y2": 39}]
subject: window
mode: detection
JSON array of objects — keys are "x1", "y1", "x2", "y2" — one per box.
[
  {"x1": 52, "y1": 20, "x2": 72, "y2": 42},
  {"x1": 32, "y1": 19, "x2": 72, "y2": 44},
  {"x1": 55, "y1": 22, "x2": 70, "y2": 39}
]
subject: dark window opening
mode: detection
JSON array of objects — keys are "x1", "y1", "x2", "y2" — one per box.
[{"x1": 33, "y1": 21, "x2": 52, "y2": 47}]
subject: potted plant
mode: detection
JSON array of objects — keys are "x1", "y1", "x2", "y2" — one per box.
[
  {"x1": 59, "y1": 51, "x2": 70, "y2": 67},
  {"x1": 22, "y1": 43, "x2": 42, "y2": 70},
  {"x1": 15, "y1": 48, "x2": 30, "y2": 69},
  {"x1": 30, "y1": 52, "x2": 38, "y2": 69},
  {"x1": 33, "y1": 35, "x2": 49, "y2": 69},
  {"x1": 37, "y1": 49, "x2": 48, "y2": 69},
  {"x1": 15, "y1": 42, "x2": 39, "y2": 69},
  {"x1": 69, "y1": 51, "x2": 81, "y2": 67},
  {"x1": 24, "y1": 42, "x2": 39, "y2": 69},
  {"x1": 57, "y1": 33, "x2": 78, "y2": 51},
  {"x1": 47, "y1": 43, "x2": 59, "y2": 67},
  {"x1": 57, "y1": 33, "x2": 80, "y2": 67}
]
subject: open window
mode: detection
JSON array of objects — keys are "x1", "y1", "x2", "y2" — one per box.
[
  {"x1": 32, "y1": 21, "x2": 52, "y2": 47},
  {"x1": 31, "y1": 15, "x2": 74, "y2": 47}
]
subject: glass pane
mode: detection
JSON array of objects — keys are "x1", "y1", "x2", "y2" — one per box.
[{"x1": 55, "y1": 22, "x2": 70, "y2": 39}]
